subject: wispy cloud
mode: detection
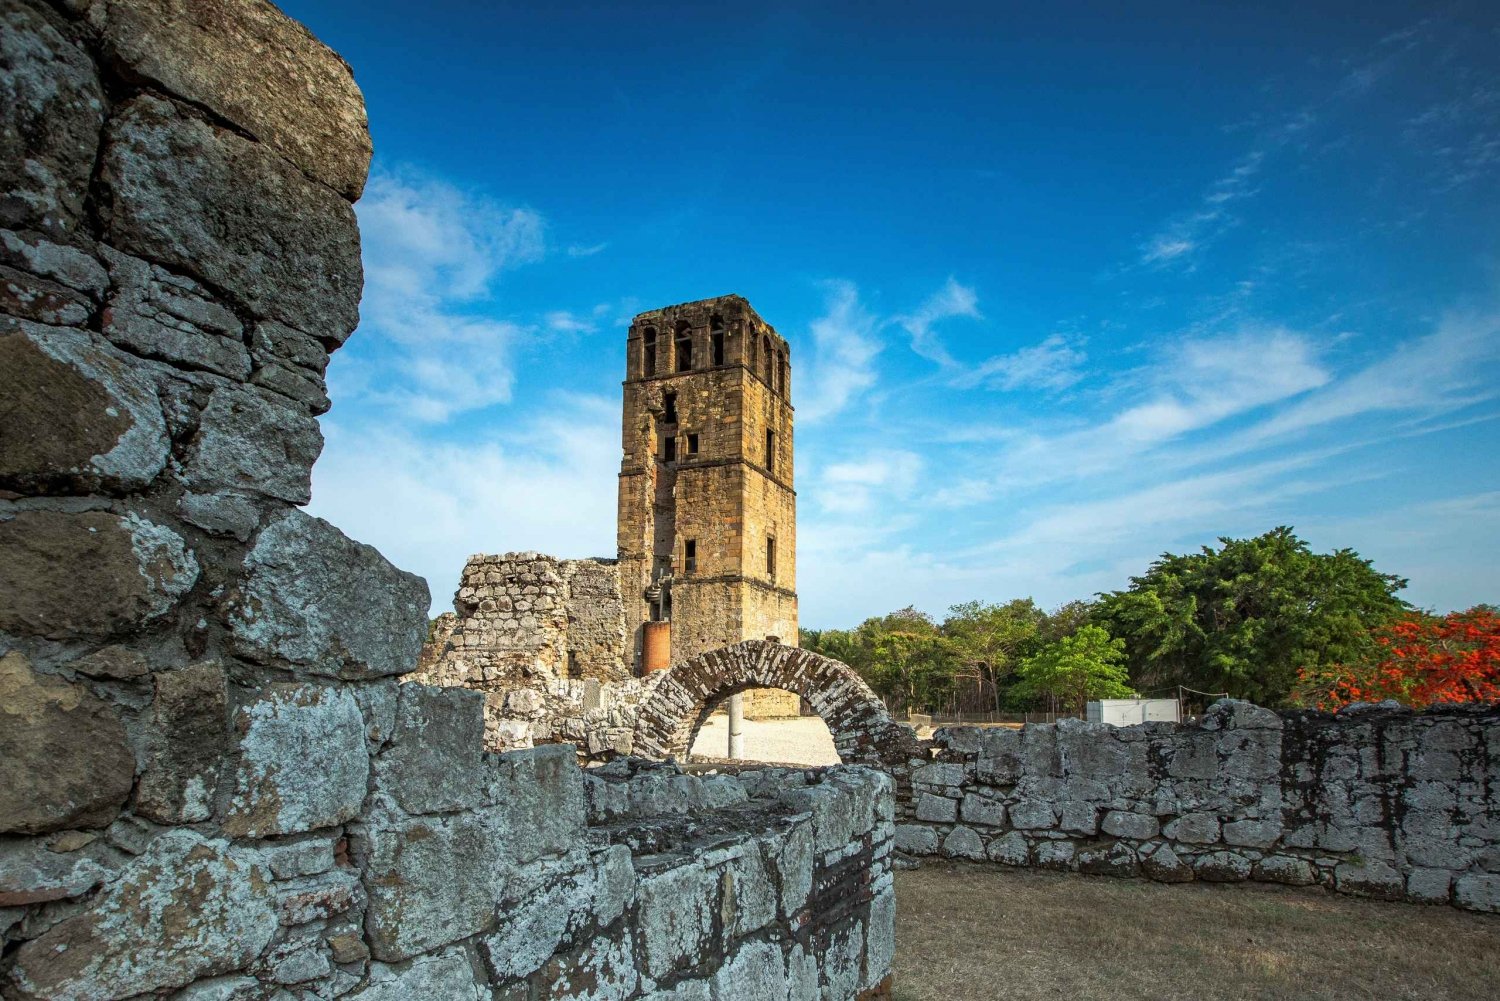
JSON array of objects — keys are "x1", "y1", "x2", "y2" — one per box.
[
  {"x1": 957, "y1": 334, "x2": 1088, "y2": 392},
  {"x1": 566, "y1": 242, "x2": 609, "y2": 257},
  {"x1": 348, "y1": 167, "x2": 546, "y2": 422},
  {"x1": 1140, "y1": 150, "x2": 1266, "y2": 267},
  {"x1": 795, "y1": 280, "x2": 883, "y2": 422},
  {"x1": 895, "y1": 277, "x2": 980, "y2": 366}
]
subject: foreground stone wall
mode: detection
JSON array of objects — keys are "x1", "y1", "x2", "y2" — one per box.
[
  {"x1": 894, "y1": 701, "x2": 1500, "y2": 913},
  {"x1": 0, "y1": 2, "x2": 896, "y2": 998}
]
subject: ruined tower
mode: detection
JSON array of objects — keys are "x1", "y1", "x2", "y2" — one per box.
[{"x1": 617, "y1": 295, "x2": 798, "y2": 672}]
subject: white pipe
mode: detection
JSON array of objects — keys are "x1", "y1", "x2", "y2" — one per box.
[{"x1": 727, "y1": 693, "x2": 745, "y2": 760}]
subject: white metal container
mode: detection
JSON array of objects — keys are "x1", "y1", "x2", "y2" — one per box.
[{"x1": 1086, "y1": 698, "x2": 1181, "y2": 726}]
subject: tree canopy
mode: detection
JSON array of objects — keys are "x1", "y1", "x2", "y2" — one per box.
[
  {"x1": 1092, "y1": 526, "x2": 1409, "y2": 706},
  {"x1": 1014, "y1": 625, "x2": 1135, "y2": 714}
]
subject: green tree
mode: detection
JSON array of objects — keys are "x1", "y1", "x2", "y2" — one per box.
[
  {"x1": 869, "y1": 630, "x2": 959, "y2": 712},
  {"x1": 1015, "y1": 625, "x2": 1134, "y2": 714},
  {"x1": 942, "y1": 599, "x2": 1046, "y2": 711},
  {"x1": 1094, "y1": 526, "x2": 1409, "y2": 706}
]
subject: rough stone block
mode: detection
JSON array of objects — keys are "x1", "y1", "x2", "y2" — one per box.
[
  {"x1": 374, "y1": 683, "x2": 487, "y2": 814},
  {"x1": 7, "y1": 831, "x2": 277, "y2": 1000},
  {"x1": 1253, "y1": 855, "x2": 1315, "y2": 886},
  {"x1": 1222, "y1": 817, "x2": 1281, "y2": 849},
  {"x1": 1009, "y1": 799, "x2": 1057, "y2": 830},
  {"x1": 1334, "y1": 859, "x2": 1405, "y2": 900},
  {"x1": 0, "y1": 509, "x2": 197, "y2": 639},
  {"x1": 1078, "y1": 842, "x2": 1140, "y2": 878},
  {"x1": 1163, "y1": 812, "x2": 1220, "y2": 844},
  {"x1": 0, "y1": 651, "x2": 134, "y2": 834},
  {"x1": 1142, "y1": 844, "x2": 1194, "y2": 883},
  {"x1": 1454, "y1": 873, "x2": 1500, "y2": 913},
  {"x1": 223, "y1": 683, "x2": 368, "y2": 838},
  {"x1": 182, "y1": 385, "x2": 322, "y2": 504},
  {"x1": 1405, "y1": 867, "x2": 1453, "y2": 904},
  {"x1": 1194, "y1": 851, "x2": 1251, "y2": 882},
  {"x1": 0, "y1": 319, "x2": 169, "y2": 494},
  {"x1": 348, "y1": 946, "x2": 482, "y2": 1001},
  {"x1": 0, "y1": 838, "x2": 111, "y2": 907},
  {"x1": 0, "y1": 262, "x2": 92, "y2": 325},
  {"x1": 0, "y1": 2, "x2": 104, "y2": 237},
  {"x1": 986, "y1": 831, "x2": 1030, "y2": 866},
  {"x1": 942, "y1": 825, "x2": 985, "y2": 860},
  {"x1": 99, "y1": 246, "x2": 251, "y2": 378},
  {"x1": 959, "y1": 792, "x2": 1005, "y2": 827},
  {"x1": 1034, "y1": 839, "x2": 1076, "y2": 871},
  {"x1": 100, "y1": 95, "x2": 363, "y2": 341},
  {"x1": 137, "y1": 661, "x2": 228, "y2": 824},
  {"x1": 635, "y1": 861, "x2": 717, "y2": 980},
  {"x1": 68, "y1": 645, "x2": 149, "y2": 681},
  {"x1": 1101, "y1": 810, "x2": 1159, "y2": 840},
  {"x1": 914, "y1": 792, "x2": 957, "y2": 824},
  {"x1": 227, "y1": 509, "x2": 429, "y2": 679}
]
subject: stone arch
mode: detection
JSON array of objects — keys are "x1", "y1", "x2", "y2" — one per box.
[{"x1": 631, "y1": 640, "x2": 921, "y2": 767}]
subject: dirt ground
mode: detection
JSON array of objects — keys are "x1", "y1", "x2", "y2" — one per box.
[
  {"x1": 689, "y1": 714, "x2": 839, "y2": 765},
  {"x1": 893, "y1": 862, "x2": 1500, "y2": 1001}
]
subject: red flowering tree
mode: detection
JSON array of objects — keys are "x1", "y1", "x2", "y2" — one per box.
[{"x1": 1295, "y1": 606, "x2": 1500, "y2": 710}]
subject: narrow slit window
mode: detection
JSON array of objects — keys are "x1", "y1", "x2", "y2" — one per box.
[
  {"x1": 765, "y1": 429, "x2": 775, "y2": 474},
  {"x1": 778, "y1": 351, "x2": 788, "y2": 395},
  {"x1": 675, "y1": 322, "x2": 693, "y2": 371},
  {"x1": 642, "y1": 327, "x2": 657, "y2": 377},
  {"x1": 663, "y1": 391, "x2": 677, "y2": 423},
  {"x1": 766, "y1": 536, "x2": 776, "y2": 578},
  {"x1": 663, "y1": 435, "x2": 676, "y2": 462},
  {"x1": 712, "y1": 331, "x2": 725, "y2": 366},
  {"x1": 684, "y1": 539, "x2": 697, "y2": 575},
  {"x1": 686, "y1": 432, "x2": 699, "y2": 456}
]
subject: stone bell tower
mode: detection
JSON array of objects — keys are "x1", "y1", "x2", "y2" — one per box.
[{"x1": 617, "y1": 295, "x2": 798, "y2": 674}]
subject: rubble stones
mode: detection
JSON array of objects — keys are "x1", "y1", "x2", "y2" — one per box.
[
  {"x1": 0, "y1": 652, "x2": 134, "y2": 834},
  {"x1": 8, "y1": 831, "x2": 278, "y2": 1000},
  {"x1": 100, "y1": 248, "x2": 252, "y2": 379}
]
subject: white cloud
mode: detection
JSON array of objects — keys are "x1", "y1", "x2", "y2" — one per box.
[
  {"x1": 895, "y1": 277, "x2": 980, "y2": 366},
  {"x1": 814, "y1": 450, "x2": 923, "y2": 516},
  {"x1": 566, "y1": 242, "x2": 608, "y2": 257},
  {"x1": 795, "y1": 280, "x2": 883, "y2": 422},
  {"x1": 350, "y1": 168, "x2": 547, "y2": 423},
  {"x1": 308, "y1": 394, "x2": 620, "y2": 615},
  {"x1": 958, "y1": 334, "x2": 1087, "y2": 392}
]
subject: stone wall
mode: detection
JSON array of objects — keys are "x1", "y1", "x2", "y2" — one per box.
[
  {"x1": 892, "y1": 701, "x2": 1500, "y2": 913},
  {"x1": 0, "y1": 3, "x2": 895, "y2": 998}
]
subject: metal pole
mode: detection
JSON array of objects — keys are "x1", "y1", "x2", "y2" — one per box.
[{"x1": 727, "y1": 693, "x2": 745, "y2": 760}]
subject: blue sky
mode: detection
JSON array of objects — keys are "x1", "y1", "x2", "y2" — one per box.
[{"x1": 284, "y1": 0, "x2": 1500, "y2": 625}]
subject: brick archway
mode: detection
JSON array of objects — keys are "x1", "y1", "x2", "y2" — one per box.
[{"x1": 631, "y1": 640, "x2": 921, "y2": 766}]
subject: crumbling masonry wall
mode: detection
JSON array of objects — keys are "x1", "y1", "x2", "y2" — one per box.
[
  {"x1": 893, "y1": 702, "x2": 1500, "y2": 913},
  {"x1": 0, "y1": 2, "x2": 895, "y2": 998}
]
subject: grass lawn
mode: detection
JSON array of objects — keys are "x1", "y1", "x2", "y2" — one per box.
[{"x1": 892, "y1": 863, "x2": 1500, "y2": 1001}]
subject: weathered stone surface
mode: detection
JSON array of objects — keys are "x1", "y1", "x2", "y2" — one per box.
[
  {"x1": 1101, "y1": 810, "x2": 1159, "y2": 840},
  {"x1": 350, "y1": 946, "x2": 483, "y2": 1001},
  {"x1": 0, "y1": 651, "x2": 134, "y2": 834},
  {"x1": 99, "y1": 95, "x2": 363, "y2": 340},
  {"x1": 7, "y1": 831, "x2": 277, "y2": 1000},
  {"x1": 986, "y1": 831, "x2": 1030, "y2": 866},
  {"x1": 69, "y1": 644, "x2": 149, "y2": 680},
  {"x1": 94, "y1": 0, "x2": 372, "y2": 200},
  {"x1": 1142, "y1": 844, "x2": 1193, "y2": 883},
  {"x1": 636, "y1": 861, "x2": 717, "y2": 980},
  {"x1": 0, "y1": 2, "x2": 104, "y2": 237},
  {"x1": 942, "y1": 825, "x2": 984, "y2": 860},
  {"x1": 99, "y1": 247, "x2": 251, "y2": 378},
  {"x1": 0, "y1": 229, "x2": 108, "y2": 297},
  {"x1": 894, "y1": 824, "x2": 938, "y2": 855},
  {"x1": 0, "y1": 318, "x2": 170, "y2": 494},
  {"x1": 0, "y1": 262, "x2": 92, "y2": 324},
  {"x1": 1194, "y1": 851, "x2": 1251, "y2": 882},
  {"x1": 1454, "y1": 873, "x2": 1500, "y2": 913},
  {"x1": 228, "y1": 510, "x2": 429, "y2": 678},
  {"x1": 479, "y1": 846, "x2": 634, "y2": 981},
  {"x1": 0, "y1": 838, "x2": 111, "y2": 906},
  {"x1": 223, "y1": 683, "x2": 368, "y2": 838},
  {"x1": 914, "y1": 792, "x2": 957, "y2": 823},
  {"x1": 1253, "y1": 855, "x2": 1314, "y2": 886},
  {"x1": 182, "y1": 385, "x2": 322, "y2": 504},
  {"x1": 136, "y1": 661, "x2": 228, "y2": 824},
  {"x1": 374, "y1": 683, "x2": 487, "y2": 814},
  {"x1": 1078, "y1": 842, "x2": 1140, "y2": 879},
  {"x1": 177, "y1": 490, "x2": 261, "y2": 541},
  {"x1": 1334, "y1": 859, "x2": 1404, "y2": 900},
  {"x1": 0, "y1": 509, "x2": 197, "y2": 638}
]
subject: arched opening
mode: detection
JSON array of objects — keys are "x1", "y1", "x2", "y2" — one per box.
[
  {"x1": 674, "y1": 320, "x2": 693, "y2": 371},
  {"x1": 710, "y1": 314, "x2": 726, "y2": 366},
  {"x1": 632, "y1": 640, "x2": 922, "y2": 768},
  {"x1": 689, "y1": 688, "x2": 836, "y2": 766}
]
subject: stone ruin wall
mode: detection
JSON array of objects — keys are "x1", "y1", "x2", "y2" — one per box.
[
  {"x1": 413, "y1": 553, "x2": 802, "y2": 757},
  {"x1": 892, "y1": 702, "x2": 1500, "y2": 913},
  {"x1": 0, "y1": 2, "x2": 896, "y2": 999}
]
